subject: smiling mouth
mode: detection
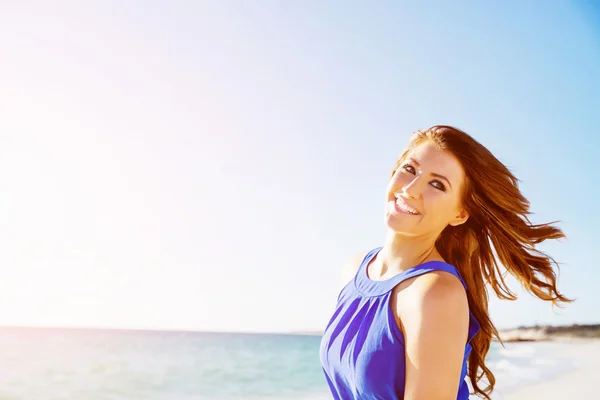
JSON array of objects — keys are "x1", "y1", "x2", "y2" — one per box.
[{"x1": 394, "y1": 197, "x2": 421, "y2": 215}]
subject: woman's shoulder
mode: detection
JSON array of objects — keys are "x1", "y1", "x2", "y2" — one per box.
[
  {"x1": 411, "y1": 270, "x2": 467, "y2": 303},
  {"x1": 393, "y1": 269, "x2": 469, "y2": 327},
  {"x1": 340, "y1": 250, "x2": 372, "y2": 286}
]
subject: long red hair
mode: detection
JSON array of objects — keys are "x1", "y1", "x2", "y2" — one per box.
[{"x1": 392, "y1": 126, "x2": 572, "y2": 399}]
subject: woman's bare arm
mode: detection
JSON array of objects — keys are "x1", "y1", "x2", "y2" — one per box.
[{"x1": 398, "y1": 272, "x2": 470, "y2": 400}]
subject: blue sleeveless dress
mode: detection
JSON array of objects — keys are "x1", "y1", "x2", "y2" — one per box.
[{"x1": 319, "y1": 247, "x2": 480, "y2": 399}]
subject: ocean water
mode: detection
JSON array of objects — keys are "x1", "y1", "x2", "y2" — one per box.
[{"x1": 0, "y1": 327, "x2": 576, "y2": 399}]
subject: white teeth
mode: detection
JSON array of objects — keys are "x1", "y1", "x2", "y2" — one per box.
[{"x1": 395, "y1": 199, "x2": 419, "y2": 215}]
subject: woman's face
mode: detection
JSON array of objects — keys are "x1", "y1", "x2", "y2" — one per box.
[{"x1": 385, "y1": 140, "x2": 469, "y2": 236}]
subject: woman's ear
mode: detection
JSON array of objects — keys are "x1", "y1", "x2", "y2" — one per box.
[{"x1": 449, "y1": 209, "x2": 469, "y2": 227}]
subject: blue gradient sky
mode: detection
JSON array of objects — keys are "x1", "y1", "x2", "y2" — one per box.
[{"x1": 0, "y1": 1, "x2": 598, "y2": 332}]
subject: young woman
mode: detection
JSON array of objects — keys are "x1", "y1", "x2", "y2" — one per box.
[{"x1": 319, "y1": 126, "x2": 571, "y2": 399}]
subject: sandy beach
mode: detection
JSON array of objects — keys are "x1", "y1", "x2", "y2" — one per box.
[{"x1": 497, "y1": 338, "x2": 600, "y2": 399}]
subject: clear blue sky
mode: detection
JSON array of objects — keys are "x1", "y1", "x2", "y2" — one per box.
[{"x1": 0, "y1": 1, "x2": 598, "y2": 332}]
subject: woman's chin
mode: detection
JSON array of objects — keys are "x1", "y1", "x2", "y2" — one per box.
[{"x1": 385, "y1": 217, "x2": 410, "y2": 234}]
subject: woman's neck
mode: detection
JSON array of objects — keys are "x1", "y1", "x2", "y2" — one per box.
[{"x1": 377, "y1": 229, "x2": 442, "y2": 274}]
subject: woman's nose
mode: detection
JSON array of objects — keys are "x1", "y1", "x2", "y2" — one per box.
[{"x1": 402, "y1": 177, "x2": 423, "y2": 199}]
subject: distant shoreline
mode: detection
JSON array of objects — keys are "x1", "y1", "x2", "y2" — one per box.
[
  {"x1": 498, "y1": 323, "x2": 600, "y2": 342},
  {"x1": 2, "y1": 323, "x2": 599, "y2": 341},
  {"x1": 291, "y1": 323, "x2": 600, "y2": 341},
  {"x1": 0, "y1": 325, "x2": 324, "y2": 337}
]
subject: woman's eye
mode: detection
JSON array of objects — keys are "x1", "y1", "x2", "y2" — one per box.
[
  {"x1": 402, "y1": 164, "x2": 415, "y2": 173},
  {"x1": 402, "y1": 164, "x2": 446, "y2": 191},
  {"x1": 432, "y1": 181, "x2": 446, "y2": 191}
]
